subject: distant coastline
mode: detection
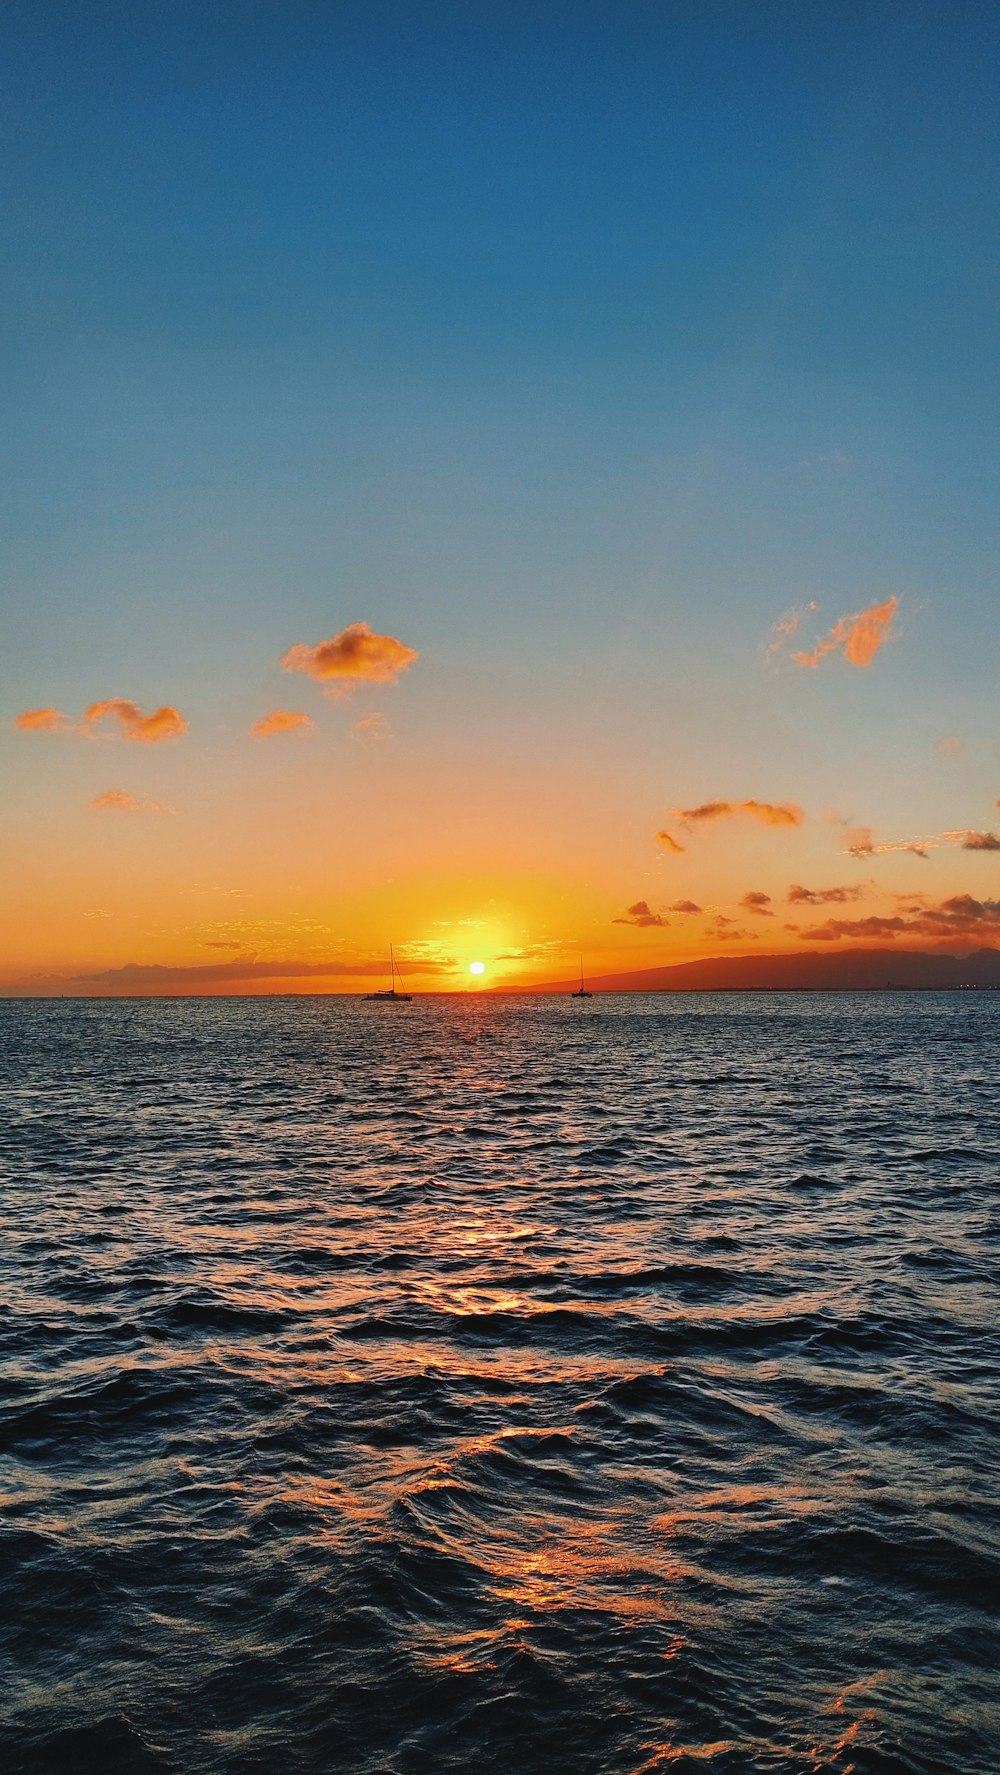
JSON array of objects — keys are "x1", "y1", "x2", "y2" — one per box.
[{"x1": 504, "y1": 946, "x2": 1000, "y2": 996}]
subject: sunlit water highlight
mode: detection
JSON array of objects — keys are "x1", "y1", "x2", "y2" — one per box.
[{"x1": 1, "y1": 993, "x2": 998, "y2": 1774}]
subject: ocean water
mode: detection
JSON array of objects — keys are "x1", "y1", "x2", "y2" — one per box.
[{"x1": 1, "y1": 992, "x2": 998, "y2": 1775}]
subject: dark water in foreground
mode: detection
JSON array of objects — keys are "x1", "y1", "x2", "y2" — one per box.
[{"x1": 1, "y1": 993, "x2": 998, "y2": 1774}]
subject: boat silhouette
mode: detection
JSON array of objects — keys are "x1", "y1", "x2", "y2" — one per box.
[
  {"x1": 572, "y1": 956, "x2": 592, "y2": 998},
  {"x1": 365, "y1": 945, "x2": 412, "y2": 1002}
]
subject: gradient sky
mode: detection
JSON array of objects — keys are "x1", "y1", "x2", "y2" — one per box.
[{"x1": 2, "y1": 0, "x2": 999, "y2": 993}]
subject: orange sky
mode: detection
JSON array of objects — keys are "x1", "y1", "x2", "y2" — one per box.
[{"x1": 4, "y1": 612, "x2": 1000, "y2": 995}]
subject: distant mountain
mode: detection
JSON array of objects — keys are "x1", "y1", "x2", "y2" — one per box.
[{"x1": 512, "y1": 947, "x2": 1000, "y2": 994}]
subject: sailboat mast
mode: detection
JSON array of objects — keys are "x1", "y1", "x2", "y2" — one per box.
[{"x1": 390, "y1": 944, "x2": 395, "y2": 990}]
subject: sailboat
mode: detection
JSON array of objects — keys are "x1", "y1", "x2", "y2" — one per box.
[
  {"x1": 571, "y1": 956, "x2": 592, "y2": 998},
  {"x1": 365, "y1": 945, "x2": 413, "y2": 1002}
]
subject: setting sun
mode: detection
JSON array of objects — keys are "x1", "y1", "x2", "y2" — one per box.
[{"x1": 468, "y1": 960, "x2": 485, "y2": 976}]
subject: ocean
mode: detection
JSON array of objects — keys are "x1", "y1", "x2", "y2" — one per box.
[{"x1": 1, "y1": 992, "x2": 998, "y2": 1773}]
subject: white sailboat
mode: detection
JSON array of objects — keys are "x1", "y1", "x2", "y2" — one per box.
[{"x1": 365, "y1": 945, "x2": 413, "y2": 1002}]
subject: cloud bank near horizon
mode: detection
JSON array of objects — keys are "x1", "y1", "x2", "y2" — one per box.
[{"x1": 72, "y1": 954, "x2": 453, "y2": 988}]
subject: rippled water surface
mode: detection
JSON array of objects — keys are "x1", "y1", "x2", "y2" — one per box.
[{"x1": 2, "y1": 992, "x2": 999, "y2": 1774}]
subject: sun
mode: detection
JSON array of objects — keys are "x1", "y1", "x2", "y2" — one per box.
[{"x1": 468, "y1": 960, "x2": 485, "y2": 976}]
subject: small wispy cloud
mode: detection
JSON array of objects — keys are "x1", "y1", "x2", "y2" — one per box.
[
  {"x1": 352, "y1": 712, "x2": 390, "y2": 745},
  {"x1": 844, "y1": 827, "x2": 934, "y2": 860},
  {"x1": 13, "y1": 707, "x2": 68, "y2": 733},
  {"x1": 764, "y1": 602, "x2": 817, "y2": 661},
  {"x1": 251, "y1": 710, "x2": 314, "y2": 739},
  {"x1": 788, "y1": 882, "x2": 865, "y2": 905},
  {"x1": 669, "y1": 899, "x2": 702, "y2": 914},
  {"x1": 613, "y1": 900, "x2": 668, "y2": 928},
  {"x1": 655, "y1": 830, "x2": 686, "y2": 854},
  {"x1": 282, "y1": 622, "x2": 418, "y2": 692},
  {"x1": 936, "y1": 735, "x2": 964, "y2": 758},
  {"x1": 88, "y1": 788, "x2": 174, "y2": 814},
  {"x1": 84, "y1": 699, "x2": 188, "y2": 743},
  {"x1": 678, "y1": 799, "x2": 804, "y2": 828},
  {"x1": 956, "y1": 830, "x2": 1000, "y2": 851},
  {"x1": 740, "y1": 891, "x2": 774, "y2": 916},
  {"x1": 791, "y1": 595, "x2": 899, "y2": 670},
  {"x1": 845, "y1": 825, "x2": 1000, "y2": 860}
]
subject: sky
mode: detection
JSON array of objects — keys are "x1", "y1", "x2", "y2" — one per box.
[{"x1": 2, "y1": 0, "x2": 999, "y2": 994}]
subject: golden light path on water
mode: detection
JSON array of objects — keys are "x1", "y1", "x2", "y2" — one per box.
[{"x1": 1, "y1": 991, "x2": 998, "y2": 1773}]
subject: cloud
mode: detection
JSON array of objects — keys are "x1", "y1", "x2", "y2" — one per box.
[
  {"x1": 848, "y1": 825, "x2": 1000, "y2": 860},
  {"x1": 798, "y1": 915, "x2": 908, "y2": 943},
  {"x1": 282, "y1": 622, "x2": 419, "y2": 690},
  {"x1": 788, "y1": 883, "x2": 865, "y2": 905},
  {"x1": 84, "y1": 699, "x2": 188, "y2": 743},
  {"x1": 613, "y1": 900, "x2": 668, "y2": 928},
  {"x1": 706, "y1": 914, "x2": 759, "y2": 941},
  {"x1": 655, "y1": 830, "x2": 686, "y2": 854},
  {"x1": 764, "y1": 602, "x2": 817, "y2": 661},
  {"x1": 14, "y1": 707, "x2": 67, "y2": 733},
  {"x1": 353, "y1": 712, "x2": 389, "y2": 745},
  {"x1": 797, "y1": 893, "x2": 1000, "y2": 946},
  {"x1": 792, "y1": 595, "x2": 898, "y2": 669},
  {"x1": 936, "y1": 735, "x2": 964, "y2": 758},
  {"x1": 251, "y1": 710, "x2": 314, "y2": 739},
  {"x1": 740, "y1": 891, "x2": 773, "y2": 916},
  {"x1": 679, "y1": 799, "x2": 804, "y2": 828},
  {"x1": 74, "y1": 955, "x2": 452, "y2": 987},
  {"x1": 845, "y1": 827, "x2": 933, "y2": 859},
  {"x1": 203, "y1": 940, "x2": 244, "y2": 950},
  {"x1": 88, "y1": 788, "x2": 173, "y2": 814},
  {"x1": 669, "y1": 899, "x2": 702, "y2": 914}
]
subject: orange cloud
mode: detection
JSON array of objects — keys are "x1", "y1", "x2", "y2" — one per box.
[
  {"x1": 669, "y1": 899, "x2": 701, "y2": 914},
  {"x1": 88, "y1": 789, "x2": 173, "y2": 814},
  {"x1": 740, "y1": 891, "x2": 773, "y2": 916},
  {"x1": 679, "y1": 799, "x2": 804, "y2": 828},
  {"x1": 84, "y1": 699, "x2": 188, "y2": 744},
  {"x1": 251, "y1": 710, "x2": 314, "y2": 739},
  {"x1": 936, "y1": 735, "x2": 964, "y2": 758},
  {"x1": 798, "y1": 893, "x2": 1000, "y2": 945},
  {"x1": 14, "y1": 706, "x2": 67, "y2": 732},
  {"x1": 792, "y1": 595, "x2": 898, "y2": 669},
  {"x1": 957, "y1": 830, "x2": 1000, "y2": 851},
  {"x1": 788, "y1": 883, "x2": 864, "y2": 905},
  {"x1": 353, "y1": 712, "x2": 389, "y2": 745},
  {"x1": 613, "y1": 900, "x2": 668, "y2": 927},
  {"x1": 845, "y1": 827, "x2": 933, "y2": 859},
  {"x1": 281, "y1": 621, "x2": 419, "y2": 689},
  {"x1": 798, "y1": 915, "x2": 907, "y2": 942},
  {"x1": 764, "y1": 602, "x2": 817, "y2": 660},
  {"x1": 655, "y1": 830, "x2": 686, "y2": 854}
]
